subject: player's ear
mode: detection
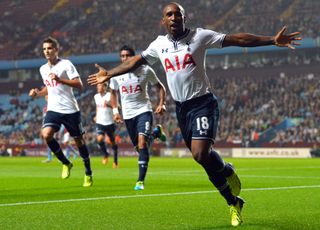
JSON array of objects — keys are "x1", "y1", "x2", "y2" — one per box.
[{"x1": 161, "y1": 17, "x2": 166, "y2": 26}]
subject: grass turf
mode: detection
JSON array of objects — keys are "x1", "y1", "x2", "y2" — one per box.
[{"x1": 0, "y1": 156, "x2": 319, "y2": 229}]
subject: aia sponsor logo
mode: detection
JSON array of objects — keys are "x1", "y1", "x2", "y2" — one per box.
[
  {"x1": 164, "y1": 53, "x2": 196, "y2": 72},
  {"x1": 121, "y1": 84, "x2": 143, "y2": 94}
]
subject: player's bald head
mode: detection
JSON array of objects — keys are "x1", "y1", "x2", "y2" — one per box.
[{"x1": 162, "y1": 2, "x2": 185, "y2": 17}]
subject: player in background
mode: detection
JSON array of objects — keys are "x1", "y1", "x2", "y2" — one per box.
[
  {"x1": 61, "y1": 128, "x2": 79, "y2": 160},
  {"x1": 87, "y1": 3, "x2": 301, "y2": 226},
  {"x1": 29, "y1": 36, "x2": 93, "y2": 187},
  {"x1": 102, "y1": 45, "x2": 166, "y2": 190},
  {"x1": 94, "y1": 82, "x2": 119, "y2": 168}
]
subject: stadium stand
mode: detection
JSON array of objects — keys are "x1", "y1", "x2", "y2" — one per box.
[
  {"x1": 0, "y1": 0, "x2": 319, "y2": 153},
  {"x1": 0, "y1": 0, "x2": 319, "y2": 59}
]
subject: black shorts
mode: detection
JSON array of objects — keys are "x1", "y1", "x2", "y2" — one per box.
[
  {"x1": 175, "y1": 93, "x2": 219, "y2": 150},
  {"x1": 43, "y1": 111, "x2": 84, "y2": 137},
  {"x1": 124, "y1": 111, "x2": 153, "y2": 147},
  {"x1": 96, "y1": 123, "x2": 116, "y2": 142}
]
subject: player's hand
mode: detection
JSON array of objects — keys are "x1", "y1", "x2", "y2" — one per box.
[
  {"x1": 49, "y1": 73, "x2": 60, "y2": 82},
  {"x1": 87, "y1": 64, "x2": 111, "y2": 85},
  {"x1": 113, "y1": 113, "x2": 123, "y2": 123},
  {"x1": 29, "y1": 88, "x2": 39, "y2": 98},
  {"x1": 155, "y1": 104, "x2": 166, "y2": 115},
  {"x1": 274, "y1": 26, "x2": 302, "y2": 49}
]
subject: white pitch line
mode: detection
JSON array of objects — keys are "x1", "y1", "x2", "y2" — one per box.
[
  {"x1": 1, "y1": 185, "x2": 320, "y2": 207},
  {"x1": 241, "y1": 175, "x2": 320, "y2": 179}
]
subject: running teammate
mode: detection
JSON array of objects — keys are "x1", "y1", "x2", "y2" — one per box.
[
  {"x1": 29, "y1": 36, "x2": 93, "y2": 187},
  {"x1": 107, "y1": 45, "x2": 166, "y2": 190},
  {"x1": 94, "y1": 82, "x2": 119, "y2": 168}
]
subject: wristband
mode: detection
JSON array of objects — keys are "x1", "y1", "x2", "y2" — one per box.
[{"x1": 113, "y1": 108, "x2": 119, "y2": 115}]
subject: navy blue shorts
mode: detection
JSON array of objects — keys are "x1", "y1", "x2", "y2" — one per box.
[
  {"x1": 43, "y1": 111, "x2": 85, "y2": 137},
  {"x1": 175, "y1": 93, "x2": 220, "y2": 150},
  {"x1": 124, "y1": 111, "x2": 153, "y2": 147},
  {"x1": 96, "y1": 123, "x2": 116, "y2": 142}
]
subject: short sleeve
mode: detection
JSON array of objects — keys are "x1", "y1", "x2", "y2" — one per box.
[
  {"x1": 65, "y1": 60, "x2": 80, "y2": 79},
  {"x1": 141, "y1": 39, "x2": 160, "y2": 65},
  {"x1": 109, "y1": 78, "x2": 118, "y2": 90},
  {"x1": 197, "y1": 28, "x2": 226, "y2": 49}
]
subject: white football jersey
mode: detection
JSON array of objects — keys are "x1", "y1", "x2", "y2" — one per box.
[
  {"x1": 142, "y1": 28, "x2": 226, "y2": 102},
  {"x1": 109, "y1": 65, "x2": 160, "y2": 119},
  {"x1": 39, "y1": 58, "x2": 80, "y2": 113},
  {"x1": 94, "y1": 92, "x2": 114, "y2": 125}
]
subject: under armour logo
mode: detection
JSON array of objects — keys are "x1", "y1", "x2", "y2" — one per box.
[
  {"x1": 162, "y1": 48, "x2": 168, "y2": 53},
  {"x1": 199, "y1": 130, "x2": 208, "y2": 135}
]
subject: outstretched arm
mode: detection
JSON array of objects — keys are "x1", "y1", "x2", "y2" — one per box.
[
  {"x1": 87, "y1": 54, "x2": 147, "y2": 85},
  {"x1": 222, "y1": 26, "x2": 301, "y2": 49}
]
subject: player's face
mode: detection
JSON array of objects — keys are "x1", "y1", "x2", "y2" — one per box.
[
  {"x1": 43, "y1": 42, "x2": 58, "y2": 61},
  {"x1": 162, "y1": 3, "x2": 186, "y2": 38},
  {"x1": 97, "y1": 83, "x2": 106, "y2": 93},
  {"x1": 120, "y1": 50, "x2": 133, "y2": 63}
]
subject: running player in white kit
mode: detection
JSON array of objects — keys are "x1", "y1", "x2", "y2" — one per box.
[
  {"x1": 88, "y1": 3, "x2": 301, "y2": 226},
  {"x1": 29, "y1": 37, "x2": 93, "y2": 187},
  {"x1": 108, "y1": 45, "x2": 166, "y2": 190},
  {"x1": 94, "y1": 82, "x2": 119, "y2": 168}
]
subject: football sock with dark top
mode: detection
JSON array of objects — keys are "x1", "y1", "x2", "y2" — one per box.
[
  {"x1": 138, "y1": 148, "x2": 149, "y2": 181},
  {"x1": 98, "y1": 141, "x2": 109, "y2": 157},
  {"x1": 47, "y1": 139, "x2": 70, "y2": 165},
  {"x1": 112, "y1": 144, "x2": 118, "y2": 164},
  {"x1": 78, "y1": 145, "x2": 92, "y2": 176}
]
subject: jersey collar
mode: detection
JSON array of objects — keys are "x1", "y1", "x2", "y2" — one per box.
[{"x1": 167, "y1": 28, "x2": 190, "y2": 42}]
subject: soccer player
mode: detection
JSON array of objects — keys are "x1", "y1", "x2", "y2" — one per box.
[
  {"x1": 94, "y1": 82, "x2": 119, "y2": 167},
  {"x1": 29, "y1": 36, "x2": 93, "y2": 187},
  {"x1": 61, "y1": 128, "x2": 79, "y2": 160},
  {"x1": 104, "y1": 45, "x2": 166, "y2": 190},
  {"x1": 87, "y1": 3, "x2": 301, "y2": 226}
]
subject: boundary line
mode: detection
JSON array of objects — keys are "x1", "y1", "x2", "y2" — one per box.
[{"x1": 1, "y1": 184, "x2": 320, "y2": 207}]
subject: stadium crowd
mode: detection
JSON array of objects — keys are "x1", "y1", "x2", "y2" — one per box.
[
  {"x1": 1, "y1": 69, "x2": 319, "y2": 150},
  {"x1": 0, "y1": 0, "x2": 319, "y2": 59}
]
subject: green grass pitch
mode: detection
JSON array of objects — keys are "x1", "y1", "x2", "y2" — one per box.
[{"x1": 0, "y1": 156, "x2": 320, "y2": 229}]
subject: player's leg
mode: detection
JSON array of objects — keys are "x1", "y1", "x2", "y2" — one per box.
[
  {"x1": 96, "y1": 124, "x2": 109, "y2": 165},
  {"x1": 135, "y1": 112, "x2": 153, "y2": 190},
  {"x1": 42, "y1": 112, "x2": 72, "y2": 174},
  {"x1": 191, "y1": 140, "x2": 238, "y2": 203},
  {"x1": 42, "y1": 126, "x2": 73, "y2": 178},
  {"x1": 177, "y1": 94, "x2": 244, "y2": 226},
  {"x1": 64, "y1": 112, "x2": 92, "y2": 186},
  {"x1": 106, "y1": 124, "x2": 118, "y2": 168}
]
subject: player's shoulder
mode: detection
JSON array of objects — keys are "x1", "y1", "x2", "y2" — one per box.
[
  {"x1": 150, "y1": 34, "x2": 168, "y2": 45},
  {"x1": 39, "y1": 62, "x2": 48, "y2": 71},
  {"x1": 59, "y1": 58, "x2": 73, "y2": 66},
  {"x1": 194, "y1": 27, "x2": 216, "y2": 35},
  {"x1": 94, "y1": 93, "x2": 100, "y2": 99}
]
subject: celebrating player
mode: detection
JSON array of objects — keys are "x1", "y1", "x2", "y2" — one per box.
[
  {"x1": 99, "y1": 45, "x2": 166, "y2": 190},
  {"x1": 29, "y1": 36, "x2": 93, "y2": 187},
  {"x1": 87, "y1": 2, "x2": 301, "y2": 226},
  {"x1": 94, "y1": 82, "x2": 119, "y2": 167}
]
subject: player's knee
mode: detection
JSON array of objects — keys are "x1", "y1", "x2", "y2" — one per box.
[
  {"x1": 96, "y1": 135, "x2": 104, "y2": 143},
  {"x1": 42, "y1": 132, "x2": 54, "y2": 143},
  {"x1": 192, "y1": 151, "x2": 207, "y2": 165},
  {"x1": 74, "y1": 137, "x2": 85, "y2": 147}
]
